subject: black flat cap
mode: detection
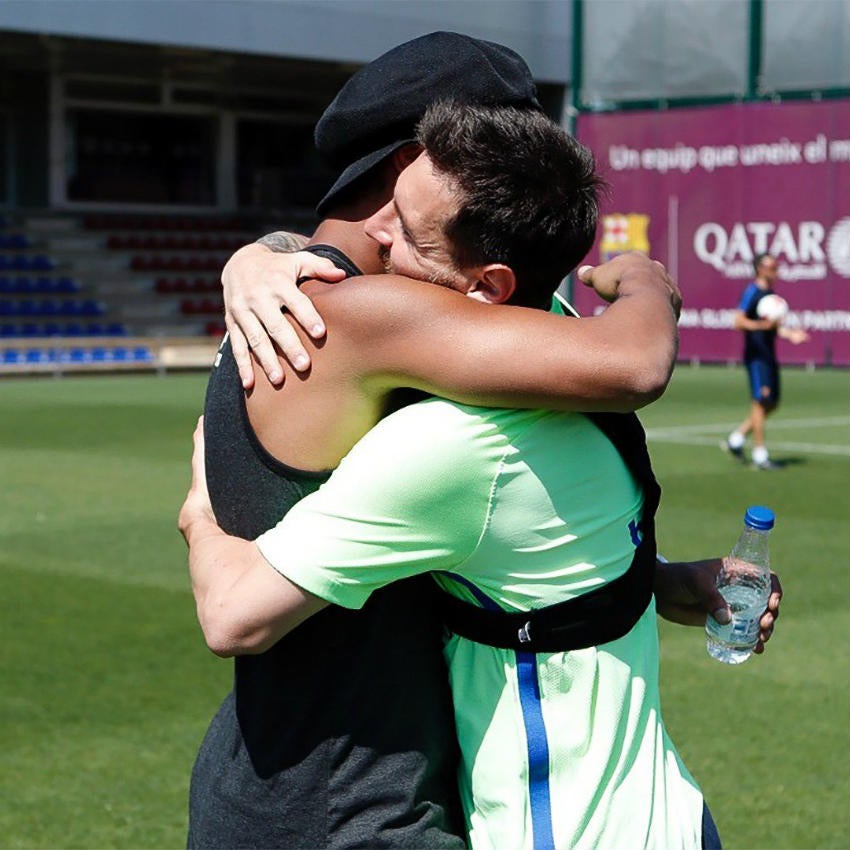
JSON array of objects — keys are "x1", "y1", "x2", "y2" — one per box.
[{"x1": 314, "y1": 31, "x2": 541, "y2": 215}]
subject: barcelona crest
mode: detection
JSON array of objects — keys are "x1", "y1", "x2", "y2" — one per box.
[{"x1": 599, "y1": 213, "x2": 650, "y2": 262}]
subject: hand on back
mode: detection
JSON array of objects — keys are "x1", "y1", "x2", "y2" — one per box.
[{"x1": 221, "y1": 241, "x2": 345, "y2": 389}]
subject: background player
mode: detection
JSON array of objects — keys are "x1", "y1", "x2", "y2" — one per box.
[{"x1": 724, "y1": 251, "x2": 809, "y2": 469}]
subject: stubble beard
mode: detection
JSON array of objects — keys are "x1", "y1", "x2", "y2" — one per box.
[
  {"x1": 378, "y1": 244, "x2": 461, "y2": 291},
  {"x1": 378, "y1": 245, "x2": 393, "y2": 275}
]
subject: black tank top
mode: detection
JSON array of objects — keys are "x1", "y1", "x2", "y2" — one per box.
[{"x1": 188, "y1": 246, "x2": 465, "y2": 849}]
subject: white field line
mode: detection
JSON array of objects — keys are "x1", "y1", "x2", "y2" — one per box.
[
  {"x1": 647, "y1": 435, "x2": 850, "y2": 456},
  {"x1": 645, "y1": 416, "x2": 850, "y2": 457}
]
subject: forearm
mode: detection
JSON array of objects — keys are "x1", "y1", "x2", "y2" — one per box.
[
  {"x1": 777, "y1": 325, "x2": 808, "y2": 344},
  {"x1": 319, "y1": 266, "x2": 678, "y2": 413},
  {"x1": 183, "y1": 516, "x2": 320, "y2": 657},
  {"x1": 184, "y1": 515, "x2": 264, "y2": 655},
  {"x1": 653, "y1": 558, "x2": 689, "y2": 622},
  {"x1": 653, "y1": 557, "x2": 727, "y2": 627},
  {"x1": 735, "y1": 313, "x2": 773, "y2": 332},
  {"x1": 409, "y1": 284, "x2": 677, "y2": 412},
  {"x1": 519, "y1": 252, "x2": 681, "y2": 409},
  {"x1": 184, "y1": 513, "x2": 247, "y2": 615},
  {"x1": 572, "y1": 272, "x2": 679, "y2": 408}
]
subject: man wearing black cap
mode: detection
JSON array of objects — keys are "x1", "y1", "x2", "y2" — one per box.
[{"x1": 184, "y1": 33, "x2": 686, "y2": 850}]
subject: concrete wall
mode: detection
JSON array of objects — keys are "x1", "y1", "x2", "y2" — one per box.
[{"x1": 0, "y1": 0, "x2": 572, "y2": 83}]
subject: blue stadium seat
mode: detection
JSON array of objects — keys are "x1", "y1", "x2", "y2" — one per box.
[
  {"x1": 0, "y1": 234, "x2": 29, "y2": 249},
  {"x1": 2, "y1": 349, "x2": 20, "y2": 363},
  {"x1": 32, "y1": 256, "x2": 54, "y2": 271},
  {"x1": 80, "y1": 299, "x2": 103, "y2": 316},
  {"x1": 133, "y1": 346, "x2": 153, "y2": 362}
]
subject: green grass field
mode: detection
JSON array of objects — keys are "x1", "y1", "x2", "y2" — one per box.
[{"x1": 1, "y1": 366, "x2": 848, "y2": 849}]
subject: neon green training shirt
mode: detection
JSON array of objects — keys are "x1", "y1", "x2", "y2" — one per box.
[{"x1": 256, "y1": 398, "x2": 704, "y2": 850}]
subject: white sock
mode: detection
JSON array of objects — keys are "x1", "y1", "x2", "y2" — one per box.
[
  {"x1": 728, "y1": 431, "x2": 745, "y2": 449},
  {"x1": 752, "y1": 445, "x2": 769, "y2": 465}
]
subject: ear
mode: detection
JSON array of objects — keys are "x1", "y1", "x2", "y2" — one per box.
[
  {"x1": 464, "y1": 264, "x2": 516, "y2": 305},
  {"x1": 390, "y1": 143, "x2": 423, "y2": 175}
]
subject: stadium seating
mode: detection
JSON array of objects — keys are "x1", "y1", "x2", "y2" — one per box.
[
  {"x1": 180, "y1": 297, "x2": 223, "y2": 316},
  {"x1": 0, "y1": 276, "x2": 78, "y2": 295},
  {"x1": 0, "y1": 333, "x2": 220, "y2": 374},
  {"x1": 108, "y1": 234, "x2": 246, "y2": 252},
  {"x1": 154, "y1": 276, "x2": 220, "y2": 295},
  {"x1": 0, "y1": 210, "x2": 293, "y2": 374},
  {"x1": 205, "y1": 320, "x2": 227, "y2": 337},
  {"x1": 0, "y1": 233, "x2": 32, "y2": 250},
  {"x1": 84, "y1": 213, "x2": 247, "y2": 231},
  {"x1": 0, "y1": 343, "x2": 154, "y2": 369},
  {"x1": 0, "y1": 254, "x2": 54, "y2": 271},
  {"x1": 130, "y1": 255, "x2": 222, "y2": 272},
  {"x1": 0, "y1": 299, "x2": 105, "y2": 318},
  {"x1": 0, "y1": 321, "x2": 126, "y2": 338}
]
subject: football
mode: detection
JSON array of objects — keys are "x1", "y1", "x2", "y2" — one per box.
[{"x1": 756, "y1": 293, "x2": 790, "y2": 322}]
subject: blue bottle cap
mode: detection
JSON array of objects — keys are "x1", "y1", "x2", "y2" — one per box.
[{"x1": 744, "y1": 505, "x2": 775, "y2": 530}]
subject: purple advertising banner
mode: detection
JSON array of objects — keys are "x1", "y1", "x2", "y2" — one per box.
[{"x1": 574, "y1": 101, "x2": 850, "y2": 366}]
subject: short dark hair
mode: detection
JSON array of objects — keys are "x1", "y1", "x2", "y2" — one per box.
[
  {"x1": 416, "y1": 100, "x2": 605, "y2": 308},
  {"x1": 753, "y1": 252, "x2": 775, "y2": 275}
]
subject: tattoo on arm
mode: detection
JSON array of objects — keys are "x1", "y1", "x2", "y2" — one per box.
[{"x1": 255, "y1": 231, "x2": 307, "y2": 253}]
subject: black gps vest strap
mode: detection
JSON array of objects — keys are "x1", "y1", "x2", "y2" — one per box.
[
  {"x1": 439, "y1": 411, "x2": 661, "y2": 653},
  {"x1": 302, "y1": 244, "x2": 363, "y2": 279}
]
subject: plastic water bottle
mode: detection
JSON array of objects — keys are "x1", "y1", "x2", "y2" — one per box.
[{"x1": 705, "y1": 506, "x2": 774, "y2": 664}]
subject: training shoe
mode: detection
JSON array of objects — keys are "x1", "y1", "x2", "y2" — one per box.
[
  {"x1": 720, "y1": 439, "x2": 745, "y2": 462},
  {"x1": 753, "y1": 458, "x2": 781, "y2": 470}
]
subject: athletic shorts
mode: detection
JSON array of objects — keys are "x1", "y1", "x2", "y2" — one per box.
[
  {"x1": 702, "y1": 802, "x2": 722, "y2": 849},
  {"x1": 745, "y1": 358, "x2": 780, "y2": 405}
]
